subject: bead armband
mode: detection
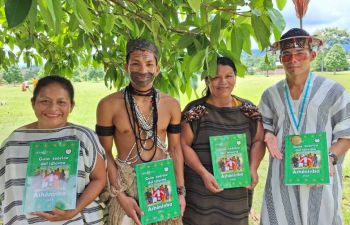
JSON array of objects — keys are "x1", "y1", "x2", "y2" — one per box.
[{"x1": 177, "y1": 186, "x2": 186, "y2": 196}]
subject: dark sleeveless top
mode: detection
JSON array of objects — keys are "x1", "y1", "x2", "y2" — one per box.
[{"x1": 182, "y1": 96, "x2": 258, "y2": 225}]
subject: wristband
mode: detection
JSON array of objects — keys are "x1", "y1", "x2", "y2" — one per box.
[
  {"x1": 329, "y1": 152, "x2": 338, "y2": 165},
  {"x1": 177, "y1": 186, "x2": 186, "y2": 196}
]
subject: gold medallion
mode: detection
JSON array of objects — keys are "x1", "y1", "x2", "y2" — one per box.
[{"x1": 291, "y1": 135, "x2": 302, "y2": 145}]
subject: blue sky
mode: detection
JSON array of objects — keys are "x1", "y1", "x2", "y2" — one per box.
[{"x1": 281, "y1": 0, "x2": 350, "y2": 33}]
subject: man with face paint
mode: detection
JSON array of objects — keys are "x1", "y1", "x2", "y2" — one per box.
[
  {"x1": 96, "y1": 39, "x2": 185, "y2": 225},
  {"x1": 259, "y1": 28, "x2": 350, "y2": 225}
]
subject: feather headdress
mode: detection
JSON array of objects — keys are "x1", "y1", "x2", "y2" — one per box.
[{"x1": 292, "y1": 0, "x2": 310, "y2": 28}]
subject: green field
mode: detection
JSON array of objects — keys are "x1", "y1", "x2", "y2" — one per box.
[{"x1": 0, "y1": 72, "x2": 349, "y2": 224}]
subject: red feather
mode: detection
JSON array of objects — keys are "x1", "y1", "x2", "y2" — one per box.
[{"x1": 292, "y1": 0, "x2": 310, "y2": 19}]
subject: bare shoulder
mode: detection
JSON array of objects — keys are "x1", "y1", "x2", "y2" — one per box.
[
  {"x1": 159, "y1": 92, "x2": 180, "y2": 109},
  {"x1": 97, "y1": 91, "x2": 124, "y2": 110}
]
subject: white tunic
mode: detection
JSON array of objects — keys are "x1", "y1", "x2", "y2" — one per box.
[{"x1": 259, "y1": 74, "x2": 350, "y2": 225}]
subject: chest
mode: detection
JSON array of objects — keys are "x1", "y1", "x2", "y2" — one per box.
[{"x1": 113, "y1": 100, "x2": 171, "y2": 134}]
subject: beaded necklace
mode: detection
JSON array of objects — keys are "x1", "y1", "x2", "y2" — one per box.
[{"x1": 121, "y1": 84, "x2": 168, "y2": 164}]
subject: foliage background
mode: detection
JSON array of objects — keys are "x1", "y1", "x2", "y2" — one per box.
[{"x1": 1, "y1": 0, "x2": 286, "y2": 97}]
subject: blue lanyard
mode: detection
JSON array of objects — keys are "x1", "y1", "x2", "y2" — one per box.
[{"x1": 284, "y1": 73, "x2": 312, "y2": 132}]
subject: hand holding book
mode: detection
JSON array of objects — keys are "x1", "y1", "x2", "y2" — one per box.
[
  {"x1": 32, "y1": 208, "x2": 79, "y2": 222},
  {"x1": 247, "y1": 168, "x2": 259, "y2": 190},
  {"x1": 200, "y1": 170, "x2": 223, "y2": 193}
]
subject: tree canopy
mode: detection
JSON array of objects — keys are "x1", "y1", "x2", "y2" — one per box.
[
  {"x1": 324, "y1": 44, "x2": 348, "y2": 74},
  {"x1": 314, "y1": 27, "x2": 350, "y2": 48},
  {"x1": 0, "y1": 0, "x2": 286, "y2": 97}
]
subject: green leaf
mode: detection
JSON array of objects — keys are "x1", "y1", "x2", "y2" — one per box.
[
  {"x1": 120, "y1": 16, "x2": 134, "y2": 31},
  {"x1": 267, "y1": 8, "x2": 285, "y2": 40},
  {"x1": 5, "y1": 0, "x2": 32, "y2": 28},
  {"x1": 176, "y1": 34, "x2": 194, "y2": 49},
  {"x1": 231, "y1": 27, "x2": 243, "y2": 60},
  {"x1": 187, "y1": 0, "x2": 201, "y2": 14},
  {"x1": 75, "y1": 0, "x2": 94, "y2": 32},
  {"x1": 251, "y1": 14, "x2": 270, "y2": 50},
  {"x1": 240, "y1": 24, "x2": 252, "y2": 54},
  {"x1": 207, "y1": 52, "x2": 217, "y2": 78},
  {"x1": 275, "y1": 0, "x2": 287, "y2": 10},
  {"x1": 101, "y1": 14, "x2": 115, "y2": 34},
  {"x1": 46, "y1": 0, "x2": 55, "y2": 25},
  {"x1": 154, "y1": 14, "x2": 167, "y2": 29},
  {"x1": 38, "y1": 0, "x2": 54, "y2": 30},
  {"x1": 28, "y1": 0, "x2": 37, "y2": 34},
  {"x1": 52, "y1": 0, "x2": 63, "y2": 34},
  {"x1": 189, "y1": 49, "x2": 206, "y2": 74},
  {"x1": 68, "y1": 14, "x2": 80, "y2": 32},
  {"x1": 210, "y1": 13, "x2": 221, "y2": 47}
]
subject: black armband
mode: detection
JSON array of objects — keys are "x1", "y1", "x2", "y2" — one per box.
[
  {"x1": 95, "y1": 124, "x2": 115, "y2": 136},
  {"x1": 167, "y1": 124, "x2": 181, "y2": 133}
]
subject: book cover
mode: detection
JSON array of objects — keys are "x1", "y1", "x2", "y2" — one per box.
[
  {"x1": 284, "y1": 132, "x2": 330, "y2": 185},
  {"x1": 135, "y1": 158, "x2": 180, "y2": 225},
  {"x1": 23, "y1": 140, "x2": 80, "y2": 213},
  {"x1": 209, "y1": 133, "x2": 251, "y2": 189}
]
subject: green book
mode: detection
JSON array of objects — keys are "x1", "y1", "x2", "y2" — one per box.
[
  {"x1": 135, "y1": 158, "x2": 180, "y2": 225},
  {"x1": 284, "y1": 132, "x2": 330, "y2": 185},
  {"x1": 23, "y1": 140, "x2": 80, "y2": 213},
  {"x1": 209, "y1": 134, "x2": 251, "y2": 189}
]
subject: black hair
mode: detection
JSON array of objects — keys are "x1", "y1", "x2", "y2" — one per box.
[
  {"x1": 126, "y1": 38, "x2": 159, "y2": 65},
  {"x1": 32, "y1": 75, "x2": 74, "y2": 104},
  {"x1": 203, "y1": 57, "x2": 237, "y2": 97},
  {"x1": 281, "y1": 28, "x2": 310, "y2": 40}
]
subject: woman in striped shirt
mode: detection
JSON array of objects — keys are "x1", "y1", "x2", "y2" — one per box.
[{"x1": 0, "y1": 75, "x2": 107, "y2": 225}]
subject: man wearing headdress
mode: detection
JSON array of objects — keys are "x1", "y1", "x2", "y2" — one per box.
[
  {"x1": 96, "y1": 38, "x2": 185, "y2": 225},
  {"x1": 259, "y1": 28, "x2": 350, "y2": 225}
]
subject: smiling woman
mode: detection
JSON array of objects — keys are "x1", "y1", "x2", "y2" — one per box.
[
  {"x1": 0, "y1": 75, "x2": 107, "y2": 225},
  {"x1": 180, "y1": 57, "x2": 266, "y2": 225}
]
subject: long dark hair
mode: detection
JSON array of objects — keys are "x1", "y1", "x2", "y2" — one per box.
[{"x1": 202, "y1": 57, "x2": 237, "y2": 97}]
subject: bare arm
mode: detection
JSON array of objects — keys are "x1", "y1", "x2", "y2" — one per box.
[
  {"x1": 96, "y1": 98, "x2": 118, "y2": 187},
  {"x1": 167, "y1": 100, "x2": 185, "y2": 215},
  {"x1": 96, "y1": 96, "x2": 142, "y2": 225},
  {"x1": 180, "y1": 122, "x2": 222, "y2": 193},
  {"x1": 248, "y1": 121, "x2": 266, "y2": 189},
  {"x1": 328, "y1": 138, "x2": 350, "y2": 176}
]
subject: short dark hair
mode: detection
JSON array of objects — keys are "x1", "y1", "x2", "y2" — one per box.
[
  {"x1": 32, "y1": 75, "x2": 74, "y2": 104},
  {"x1": 126, "y1": 38, "x2": 158, "y2": 64},
  {"x1": 280, "y1": 28, "x2": 310, "y2": 40}
]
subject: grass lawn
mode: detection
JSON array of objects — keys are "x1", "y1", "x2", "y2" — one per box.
[{"x1": 0, "y1": 72, "x2": 349, "y2": 224}]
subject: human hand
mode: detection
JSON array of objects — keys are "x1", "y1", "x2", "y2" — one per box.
[
  {"x1": 247, "y1": 169, "x2": 259, "y2": 190},
  {"x1": 117, "y1": 193, "x2": 142, "y2": 225},
  {"x1": 329, "y1": 157, "x2": 335, "y2": 177},
  {"x1": 307, "y1": 159, "x2": 335, "y2": 188},
  {"x1": 264, "y1": 132, "x2": 283, "y2": 160},
  {"x1": 201, "y1": 171, "x2": 223, "y2": 193},
  {"x1": 32, "y1": 208, "x2": 78, "y2": 221},
  {"x1": 178, "y1": 194, "x2": 186, "y2": 216}
]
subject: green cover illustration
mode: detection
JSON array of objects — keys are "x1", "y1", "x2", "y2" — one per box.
[
  {"x1": 209, "y1": 134, "x2": 251, "y2": 189},
  {"x1": 23, "y1": 140, "x2": 80, "y2": 213},
  {"x1": 284, "y1": 132, "x2": 330, "y2": 185},
  {"x1": 135, "y1": 158, "x2": 180, "y2": 225}
]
